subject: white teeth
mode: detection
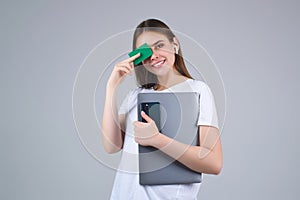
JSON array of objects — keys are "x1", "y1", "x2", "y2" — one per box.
[{"x1": 153, "y1": 60, "x2": 164, "y2": 67}]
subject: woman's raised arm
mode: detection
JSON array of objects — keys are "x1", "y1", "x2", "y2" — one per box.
[{"x1": 101, "y1": 53, "x2": 140, "y2": 153}]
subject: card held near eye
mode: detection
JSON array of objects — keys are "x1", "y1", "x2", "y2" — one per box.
[{"x1": 128, "y1": 43, "x2": 153, "y2": 65}]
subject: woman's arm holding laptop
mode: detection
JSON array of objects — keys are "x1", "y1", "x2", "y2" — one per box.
[{"x1": 134, "y1": 111, "x2": 223, "y2": 175}]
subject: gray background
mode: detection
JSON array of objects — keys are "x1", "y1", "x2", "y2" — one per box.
[{"x1": 1, "y1": 0, "x2": 299, "y2": 199}]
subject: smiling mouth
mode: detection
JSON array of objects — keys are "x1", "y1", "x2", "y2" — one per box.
[{"x1": 151, "y1": 60, "x2": 165, "y2": 68}]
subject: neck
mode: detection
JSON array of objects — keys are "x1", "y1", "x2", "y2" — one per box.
[{"x1": 156, "y1": 71, "x2": 188, "y2": 91}]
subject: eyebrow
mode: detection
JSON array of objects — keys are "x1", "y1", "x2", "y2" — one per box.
[{"x1": 150, "y1": 40, "x2": 165, "y2": 47}]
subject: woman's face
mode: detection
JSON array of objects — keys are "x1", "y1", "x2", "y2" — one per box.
[{"x1": 135, "y1": 31, "x2": 177, "y2": 77}]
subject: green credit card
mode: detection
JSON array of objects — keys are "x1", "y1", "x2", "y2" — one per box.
[{"x1": 128, "y1": 43, "x2": 153, "y2": 65}]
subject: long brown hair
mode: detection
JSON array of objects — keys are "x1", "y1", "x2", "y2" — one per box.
[{"x1": 132, "y1": 19, "x2": 193, "y2": 89}]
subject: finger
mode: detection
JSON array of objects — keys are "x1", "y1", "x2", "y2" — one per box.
[
  {"x1": 129, "y1": 63, "x2": 134, "y2": 69},
  {"x1": 126, "y1": 52, "x2": 141, "y2": 63},
  {"x1": 141, "y1": 111, "x2": 152, "y2": 123},
  {"x1": 119, "y1": 68, "x2": 130, "y2": 75},
  {"x1": 116, "y1": 63, "x2": 132, "y2": 71},
  {"x1": 133, "y1": 121, "x2": 140, "y2": 127},
  {"x1": 116, "y1": 65, "x2": 131, "y2": 74},
  {"x1": 133, "y1": 121, "x2": 146, "y2": 127},
  {"x1": 129, "y1": 63, "x2": 134, "y2": 75}
]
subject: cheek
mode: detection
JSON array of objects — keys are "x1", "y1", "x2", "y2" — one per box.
[
  {"x1": 160, "y1": 48, "x2": 173, "y2": 55},
  {"x1": 165, "y1": 53, "x2": 176, "y2": 65},
  {"x1": 159, "y1": 50, "x2": 175, "y2": 61},
  {"x1": 142, "y1": 57, "x2": 151, "y2": 65}
]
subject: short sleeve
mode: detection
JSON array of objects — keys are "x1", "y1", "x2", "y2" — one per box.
[
  {"x1": 197, "y1": 83, "x2": 219, "y2": 129},
  {"x1": 118, "y1": 88, "x2": 140, "y2": 115}
]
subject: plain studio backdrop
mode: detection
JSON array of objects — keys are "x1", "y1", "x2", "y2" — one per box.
[{"x1": 1, "y1": 0, "x2": 299, "y2": 199}]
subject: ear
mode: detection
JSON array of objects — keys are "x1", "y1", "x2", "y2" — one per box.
[{"x1": 172, "y1": 37, "x2": 180, "y2": 53}]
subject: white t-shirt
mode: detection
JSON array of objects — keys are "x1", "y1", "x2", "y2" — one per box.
[{"x1": 110, "y1": 79, "x2": 219, "y2": 200}]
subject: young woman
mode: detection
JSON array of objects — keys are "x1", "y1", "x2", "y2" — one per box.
[{"x1": 102, "y1": 19, "x2": 223, "y2": 200}]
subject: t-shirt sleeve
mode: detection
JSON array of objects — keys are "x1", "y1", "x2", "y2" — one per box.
[
  {"x1": 118, "y1": 88, "x2": 139, "y2": 115},
  {"x1": 197, "y1": 83, "x2": 219, "y2": 129}
]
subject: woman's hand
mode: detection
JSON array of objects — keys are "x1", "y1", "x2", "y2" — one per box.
[
  {"x1": 107, "y1": 53, "x2": 140, "y2": 89},
  {"x1": 134, "y1": 111, "x2": 160, "y2": 146}
]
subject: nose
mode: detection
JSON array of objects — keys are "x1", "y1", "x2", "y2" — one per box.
[{"x1": 150, "y1": 48, "x2": 159, "y2": 60}]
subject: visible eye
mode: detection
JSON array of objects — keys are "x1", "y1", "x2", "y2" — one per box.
[
  {"x1": 157, "y1": 43, "x2": 164, "y2": 48},
  {"x1": 155, "y1": 43, "x2": 164, "y2": 50}
]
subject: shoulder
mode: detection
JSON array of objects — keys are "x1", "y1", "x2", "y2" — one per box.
[
  {"x1": 124, "y1": 87, "x2": 152, "y2": 102},
  {"x1": 119, "y1": 87, "x2": 143, "y2": 113},
  {"x1": 130, "y1": 87, "x2": 143, "y2": 96},
  {"x1": 125, "y1": 87, "x2": 142, "y2": 100},
  {"x1": 188, "y1": 79, "x2": 212, "y2": 93},
  {"x1": 189, "y1": 79, "x2": 207, "y2": 87}
]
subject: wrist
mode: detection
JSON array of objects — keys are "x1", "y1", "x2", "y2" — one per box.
[
  {"x1": 151, "y1": 132, "x2": 167, "y2": 149},
  {"x1": 106, "y1": 83, "x2": 117, "y2": 95},
  {"x1": 106, "y1": 81, "x2": 115, "y2": 90}
]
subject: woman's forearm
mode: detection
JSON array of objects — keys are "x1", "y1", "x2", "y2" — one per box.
[
  {"x1": 102, "y1": 86, "x2": 123, "y2": 153},
  {"x1": 152, "y1": 133, "x2": 222, "y2": 174}
]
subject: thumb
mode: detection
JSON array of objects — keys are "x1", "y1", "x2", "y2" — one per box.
[{"x1": 141, "y1": 111, "x2": 152, "y2": 123}]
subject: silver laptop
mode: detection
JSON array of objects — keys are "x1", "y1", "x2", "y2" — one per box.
[{"x1": 137, "y1": 92, "x2": 202, "y2": 185}]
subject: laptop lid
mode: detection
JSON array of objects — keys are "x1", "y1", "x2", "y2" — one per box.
[{"x1": 137, "y1": 92, "x2": 202, "y2": 185}]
